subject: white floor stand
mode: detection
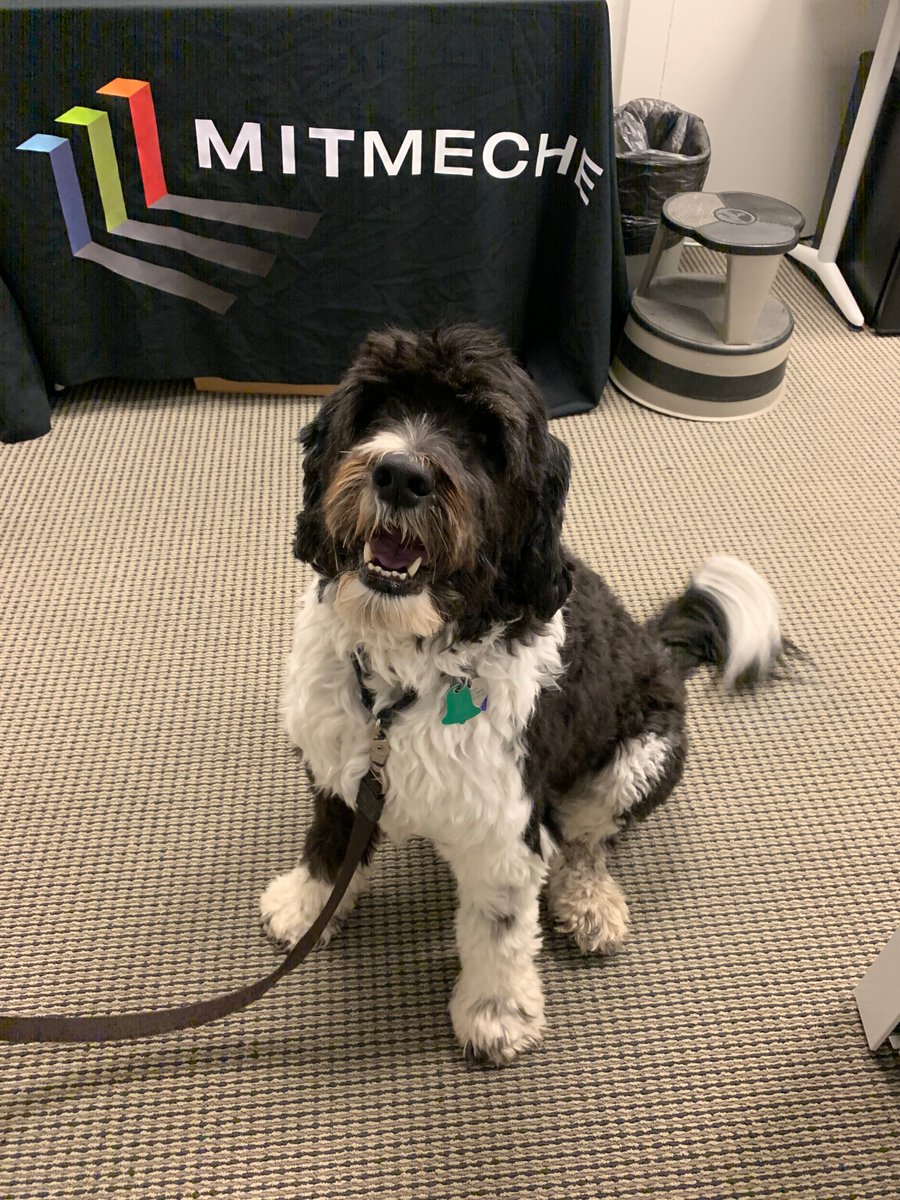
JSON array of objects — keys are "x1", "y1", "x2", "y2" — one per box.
[{"x1": 789, "y1": 0, "x2": 900, "y2": 326}]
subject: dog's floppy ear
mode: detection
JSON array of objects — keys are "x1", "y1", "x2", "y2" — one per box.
[
  {"x1": 292, "y1": 406, "x2": 331, "y2": 570},
  {"x1": 505, "y1": 431, "x2": 573, "y2": 622}
]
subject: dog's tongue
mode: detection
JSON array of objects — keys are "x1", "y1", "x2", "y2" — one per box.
[{"x1": 370, "y1": 531, "x2": 426, "y2": 571}]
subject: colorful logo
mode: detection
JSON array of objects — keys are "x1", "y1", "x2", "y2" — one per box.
[{"x1": 17, "y1": 79, "x2": 319, "y2": 313}]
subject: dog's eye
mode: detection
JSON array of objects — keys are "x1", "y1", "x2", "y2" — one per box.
[
  {"x1": 353, "y1": 394, "x2": 386, "y2": 439},
  {"x1": 466, "y1": 422, "x2": 507, "y2": 474}
]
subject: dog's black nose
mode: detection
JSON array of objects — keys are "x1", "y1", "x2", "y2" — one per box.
[{"x1": 372, "y1": 454, "x2": 434, "y2": 507}]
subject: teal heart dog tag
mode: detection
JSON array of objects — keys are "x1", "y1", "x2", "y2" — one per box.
[{"x1": 442, "y1": 682, "x2": 487, "y2": 725}]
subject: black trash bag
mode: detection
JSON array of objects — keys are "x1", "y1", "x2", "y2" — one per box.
[{"x1": 615, "y1": 98, "x2": 711, "y2": 255}]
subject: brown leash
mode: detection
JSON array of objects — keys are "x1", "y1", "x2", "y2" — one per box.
[
  {"x1": 0, "y1": 774, "x2": 384, "y2": 1045},
  {"x1": 0, "y1": 656, "x2": 414, "y2": 1046}
]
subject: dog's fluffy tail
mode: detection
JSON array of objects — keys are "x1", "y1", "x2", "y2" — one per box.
[{"x1": 647, "y1": 555, "x2": 786, "y2": 689}]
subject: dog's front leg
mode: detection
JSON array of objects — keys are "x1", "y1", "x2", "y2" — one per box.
[
  {"x1": 260, "y1": 784, "x2": 379, "y2": 950},
  {"x1": 444, "y1": 847, "x2": 547, "y2": 1065}
]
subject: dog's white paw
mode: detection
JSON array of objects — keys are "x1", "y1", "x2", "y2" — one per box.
[
  {"x1": 546, "y1": 857, "x2": 631, "y2": 954},
  {"x1": 450, "y1": 992, "x2": 546, "y2": 1066},
  {"x1": 451, "y1": 979, "x2": 549, "y2": 1065},
  {"x1": 259, "y1": 865, "x2": 340, "y2": 950}
]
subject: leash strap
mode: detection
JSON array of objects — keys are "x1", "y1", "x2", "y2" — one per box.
[
  {"x1": 0, "y1": 652, "x2": 416, "y2": 1045},
  {"x1": 0, "y1": 776, "x2": 384, "y2": 1044}
]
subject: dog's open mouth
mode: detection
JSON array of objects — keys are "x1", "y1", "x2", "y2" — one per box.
[{"x1": 360, "y1": 530, "x2": 429, "y2": 594}]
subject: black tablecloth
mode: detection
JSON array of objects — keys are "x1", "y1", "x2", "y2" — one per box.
[{"x1": 0, "y1": 1, "x2": 627, "y2": 442}]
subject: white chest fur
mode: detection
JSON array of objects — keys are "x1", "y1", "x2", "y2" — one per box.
[{"x1": 281, "y1": 579, "x2": 565, "y2": 856}]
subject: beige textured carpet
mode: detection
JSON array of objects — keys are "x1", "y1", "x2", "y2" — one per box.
[{"x1": 1, "y1": 250, "x2": 898, "y2": 1199}]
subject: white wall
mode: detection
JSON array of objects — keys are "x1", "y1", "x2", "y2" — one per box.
[{"x1": 609, "y1": 0, "x2": 890, "y2": 234}]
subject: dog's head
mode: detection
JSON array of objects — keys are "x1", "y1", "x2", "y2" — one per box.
[{"x1": 294, "y1": 325, "x2": 571, "y2": 640}]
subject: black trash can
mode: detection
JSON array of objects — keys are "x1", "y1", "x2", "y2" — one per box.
[{"x1": 615, "y1": 98, "x2": 711, "y2": 288}]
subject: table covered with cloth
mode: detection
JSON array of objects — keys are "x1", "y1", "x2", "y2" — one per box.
[{"x1": 0, "y1": 0, "x2": 627, "y2": 442}]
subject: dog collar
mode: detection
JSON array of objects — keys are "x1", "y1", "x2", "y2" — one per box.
[
  {"x1": 350, "y1": 650, "x2": 487, "y2": 730},
  {"x1": 351, "y1": 653, "x2": 417, "y2": 779}
]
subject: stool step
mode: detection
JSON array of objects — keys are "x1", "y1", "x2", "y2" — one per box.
[
  {"x1": 663, "y1": 191, "x2": 804, "y2": 256},
  {"x1": 611, "y1": 311, "x2": 791, "y2": 422},
  {"x1": 632, "y1": 275, "x2": 794, "y2": 352}
]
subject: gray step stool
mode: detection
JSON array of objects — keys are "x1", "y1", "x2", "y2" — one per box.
[{"x1": 610, "y1": 191, "x2": 805, "y2": 421}]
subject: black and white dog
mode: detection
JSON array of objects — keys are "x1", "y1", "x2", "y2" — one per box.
[{"x1": 261, "y1": 325, "x2": 785, "y2": 1064}]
